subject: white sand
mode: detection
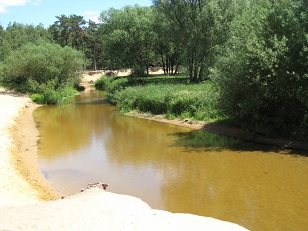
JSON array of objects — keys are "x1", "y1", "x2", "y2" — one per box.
[
  {"x1": 0, "y1": 188, "x2": 249, "y2": 231},
  {"x1": 0, "y1": 87, "x2": 249, "y2": 231},
  {"x1": 0, "y1": 88, "x2": 40, "y2": 207}
]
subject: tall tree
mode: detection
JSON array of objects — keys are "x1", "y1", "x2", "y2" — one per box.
[
  {"x1": 210, "y1": 0, "x2": 308, "y2": 140},
  {"x1": 84, "y1": 20, "x2": 104, "y2": 70},
  {"x1": 49, "y1": 15, "x2": 88, "y2": 68},
  {"x1": 99, "y1": 6, "x2": 156, "y2": 73},
  {"x1": 50, "y1": 15, "x2": 105, "y2": 70},
  {"x1": 152, "y1": 8, "x2": 181, "y2": 75},
  {"x1": 50, "y1": 14, "x2": 86, "y2": 50},
  {"x1": 153, "y1": 0, "x2": 237, "y2": 82},
  {"x1": 0, "y1": 23, "x2": 51, "y2": 61}
]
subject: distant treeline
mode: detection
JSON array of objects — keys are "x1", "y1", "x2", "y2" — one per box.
[{"x1": 0, "y1": 0, "x2": 307, "y2": 141}]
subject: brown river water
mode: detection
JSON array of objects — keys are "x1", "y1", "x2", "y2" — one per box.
[{"x1": 34, "y1": 89, "x2": 308, "y2": 231}]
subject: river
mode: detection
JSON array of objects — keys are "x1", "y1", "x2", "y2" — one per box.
[{"x1": 34, "y1": 88, "x2": 308, "y2": 231}]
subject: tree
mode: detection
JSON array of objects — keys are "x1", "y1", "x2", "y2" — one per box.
[
  {"x1": 0, "y1": 25, "x2": 9, "y2": 61},
  {"x1": 210, "y1": 0, "x2": 308, "y2": 140},
  {"x1": 0, "y1": 23, "x2": 52, "y2": 61},
  {"x1": 99, "y1": 6, "x2": 156, "y2": 73},
  {"x1": 1, "y1": 42, "x2": 83, "y2": 87},
  {"x1": 50, "y1": 15, "x2": 71, "y2": 47},
  {"x1": 84, "y1": 20, "x2": 104, "y2": 70},
  {"x1": 153, "y1": 0, "x2": 237, "y2": 82},
  {"x1": 152, "y1": 8, "x2": 182, "y2": 75},
  {"x1": 49, "y1": 15, "x2": 104, "y2": 70}
]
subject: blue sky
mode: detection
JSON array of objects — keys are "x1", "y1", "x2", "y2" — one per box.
[{"x1": 0, "y1": 0, "x2": 153, "y2": 28}]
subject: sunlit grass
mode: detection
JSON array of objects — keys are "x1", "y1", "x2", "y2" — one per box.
[{"x1": 111, "y1": 80, "x2": 224, "y2": 121}]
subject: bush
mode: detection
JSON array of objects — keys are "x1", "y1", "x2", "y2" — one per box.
[
  {"x1": 112, "y1": 82, "x2": 223, "y2": 121},
  {"x1": 30, "y1": 94, "x2": 45, "y2": 104},
  {"x1": 28, "y1": 78, "x2": 77, "y2": 104},
  {"x1": 0, "y1": 42, "x2": 83, "y2": 104},
  {"x1": 94, "y1": 76, "x2": 113, "y2": 90},
  {"x1": 1, "y1": 42, "x2": 83, "y2": 86},
  {"x1": 130, "y1": 66, "x2": 146, "y2": 77},
  {"x1": 106, "y1": 78, "x2": 129, "y2": 104}
]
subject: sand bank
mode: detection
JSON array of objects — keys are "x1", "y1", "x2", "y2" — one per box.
[
  {"x1": 0, "y1": 188, "x2": 248, "y2": 231},
  {"x1": 0, "y1": 88, "x2": 60, "y2": 207}
]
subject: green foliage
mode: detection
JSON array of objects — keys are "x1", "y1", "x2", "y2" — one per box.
[
  {"x1": 1, "y1": 1, "x2": 306, "y2": 140},
  {"x1": 49, "y1": 15, "x2": 104, "y2": 70},
  {"x1": 210, "y1": 0, "x2": 308, "y2": 140},
  {"x1": 0, "y1": 23, "x2": 52, "y2": 61},
  {"x1": 28, "y1": 78, "x2": 77, "y2": 104},
  {"x1": 94, "y1": 76, "x2": 113, "y2": 90},
  {"x1": 111, "y1": 81, "x2": 223, "y2": 121},
  {"x1": 30, "y1": 94, "x2": 45, "y2": 104},
  {"x1": 131, "y1": 66, "x2": 146, "y2": 77},
  {"x1": 151, "y1": 8, "x2": 181, "y2": 75},
  {"x1": 1, "y1": 42, "x2": 83, "y2": 86},
  {"x1": 154, "y1": 0, "x2": 238, "y2": 82},
  {"x1": 105, "y1": 78, "x2": 129, "y2": 104},
  {"x1": 29, "y1": 79, "x2": 77, "y2": 104},
  {"x1": 99, "y1": 6, "x2": 157, "y2": 71},
  {"x1": 1, "y1": 42, "x2": 83, "y2": 104}
]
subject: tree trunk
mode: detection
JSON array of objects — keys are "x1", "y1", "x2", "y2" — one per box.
[
  {"x1": 188, "y1": 58, "x2": 193, "y2": 82},
  {"x1": 93, "y1": 45, "x2": 97, "y2": 70}
]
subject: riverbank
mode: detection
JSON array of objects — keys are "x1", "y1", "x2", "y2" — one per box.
[
  {"x1": 0, "y1": 188, "x2": 248, "y2": 231},
  {"x1": 0, "y1": 87, "x2": 249, "y2": 230},
  {"x1": 0, "y1": 87, "x2": 60, "y2": 207},
  {"x1": 82, "y1": 72, "x2": 308, "y2": 151},
  {"x1": 125, "y1": 111, "x2": 308, "y2": 152}
]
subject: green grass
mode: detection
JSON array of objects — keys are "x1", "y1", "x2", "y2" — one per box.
[
  {"x1": 112, "y1": 81, "x2": 224, "y2": 121},
  {"x1": 95, "y1": 75, "x2": 224, "y2": 121},
  {"x1": 1, "y1": 81, "x2": 78, "y2": 105}
]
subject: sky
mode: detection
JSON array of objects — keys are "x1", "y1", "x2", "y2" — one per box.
[{"x1": 0, "y1": 0, "x2": 153, "y2": 28}]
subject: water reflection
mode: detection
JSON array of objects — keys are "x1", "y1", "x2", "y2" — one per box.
[
  {"x1": 168, "y1": 130, "x2": 306, "y2": 154},
  {"x1": 35, "y1": 89, "x2": 308, "y2": 231}
]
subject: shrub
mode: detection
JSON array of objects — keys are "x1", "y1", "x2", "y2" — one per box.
[
  {"x1": 105, "y1": 78, "x2": 129, "y2": 104},
  {"x1": 1, "y1": 42, "x2": 83, "y2": 86},
  {"x1": 130, "y1": 66, "x2": 146, "y2": 77},
  {"x1": 94, "y1": 76, "x2": 113, "y2": 90},
  {"x1": 112, "y1": 81, "x2": 223, "y2": 121},
  {"x1": 0, "y1": 42, "x2": 83, "y2": 104},
  {"x1": 30, "y1": 94, "x2": 45, "y2": 104},
  {"x1": 28, "y1": 78, "x2": 77, "y2": 104}
]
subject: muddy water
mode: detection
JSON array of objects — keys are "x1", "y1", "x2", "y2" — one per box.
[{"x1": 34, "y1": 89, "x2": 308, "y2": 231}]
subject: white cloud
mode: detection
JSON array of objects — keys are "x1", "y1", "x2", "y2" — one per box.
[
  {"x1": 0, "y1": 0, "x2": 41, "y2": 13},
  {"x1": 90, "y1": 16, "x2": 100, "y2": 23},
  {"x1": 82, "y1": 11, "x2": 101, "y2": 23},
  {"x1": 32, "y1": 0, "x2": 42, "y2": 6},
  {"x1": 0, "y1": 6, "x2": 6, "y2": 13}
]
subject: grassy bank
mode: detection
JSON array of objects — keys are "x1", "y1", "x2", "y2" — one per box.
[
  {"x1": 0, "y1": 82, "x2": 79, "y2": 105},
  {"x1": 96, "y1": 74, "x2": 308, "y2": 143},
  {"x1": 96, "y1": 75, "x2": 224, "y2": 121}
]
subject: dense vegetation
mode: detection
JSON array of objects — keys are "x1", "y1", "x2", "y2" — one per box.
[
  {"x1": 0, "y1": 0, "x2": 307, "y2": 141},
  {"x1": 97, "y1": 76, "x2": 222, "y2": 120},
  {"x1": 0, "y1": 23, "x2": 83, "y2": 104}
]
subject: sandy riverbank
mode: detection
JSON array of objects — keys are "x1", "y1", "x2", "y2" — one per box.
[{"x1": 0, "y1": 87, "x2": 60, "y2": 207}]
